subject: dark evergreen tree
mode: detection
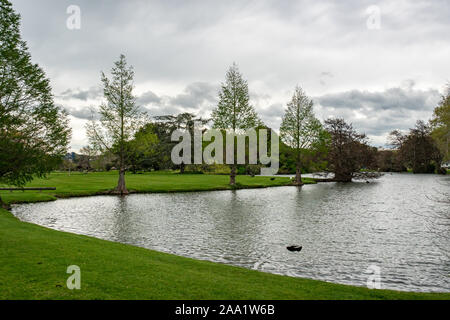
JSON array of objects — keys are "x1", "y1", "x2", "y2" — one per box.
[{"x1": 0, "y1": 0, "x2": 71, "y2": 206}]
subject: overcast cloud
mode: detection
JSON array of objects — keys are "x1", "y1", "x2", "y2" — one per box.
[{"x1": 10, "y1": 0, "x2": 450, "y2": 150}]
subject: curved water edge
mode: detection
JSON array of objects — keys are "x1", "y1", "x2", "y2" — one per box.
[{"x1": 12, "y1": 173, "x2": 450, "y2": 292}]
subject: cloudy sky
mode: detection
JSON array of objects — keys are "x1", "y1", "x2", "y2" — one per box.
[{"x1": 11, "y1": 0, "x2": 450, "y2": 151}]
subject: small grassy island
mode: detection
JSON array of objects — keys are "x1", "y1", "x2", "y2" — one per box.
[
  {"x1": 1, "y1": 172, "x2": 449, "y2": 300},
  {"x1": 0, "y1": 171, "x2": 307, "y2": 204}
]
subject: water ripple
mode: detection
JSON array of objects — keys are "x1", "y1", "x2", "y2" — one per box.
[{"x1": 11, "y1": 173, "x2": 450, "y2": 292}]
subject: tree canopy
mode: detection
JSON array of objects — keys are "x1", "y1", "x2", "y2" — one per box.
[
  {"x1": 389, "y1": 121, "x2": 442, "y2": 173},
  {"x1": 324, "y1": 118, "x2": 376, "y2": 182},
  {"x1": 430, "y1": 84, "x2": 450, "y2": 162},
  {"x1": 86, "y1": 54, "x2": 146, "y2": 194},
  {"x1": 211, "y1": 63, "x2": 261, "y2": 185},
  {"x1": 0, "y1": 0, "x2": 71, "y2": 191},
  {"x1": 211, "y1": 63, "x2": 261, "y2": 132},
  {"x1": 280, "y1": 86, "x2": 325, "y2": 185},
  {"x1": 155, "y1": 112, "x2": 209, "y2": 173}
]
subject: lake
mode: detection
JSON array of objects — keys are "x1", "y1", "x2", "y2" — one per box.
[{"x1": 12, "y1": 173, "x2": 450, "y2": 292}]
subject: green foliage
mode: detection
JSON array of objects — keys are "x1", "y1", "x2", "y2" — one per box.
[
  {"x1": 430, "y1": 84, "x2": 450, "y2": 162},
  {"x1": 86, "y1": 55, "x2": 147, "y2": 193},
  {"x1": 0, "y1": 171, "x2": 297, "y2": 204},
  {"x1": 211, "y1": 63, "x2": 261, "y2": 131},
  {"x1": 390, "y1": 121, "x2": 442, "y2": 173},
  {"x1": 86, "y1": 55, "x2": 145, "y2": 155},
  {"x1": 280, "y1": 86, "x2": 326, "y2": 183},
  {"x1": 237, "y1": 166, "x2": 246, "y2": 175},
  {"x1": 126, "y1": 113, "x2": 208, "y2": 172},
  {"x1": 0, "y1": 0, "x2": 71, "y2": 187},
  {"x1": 155, "y1": 112, "x2": 209, "y2": 131},
  {"x1": 154, "y1": 112, "x2": 209, "y2": 173},
  {"x1": 185, "y1": 164, "x2": 231, "y2": 174},
  {"x1": 126, "y1": 129, "x2": 159, "y2": 172},
  {"x1": 139, "y1": 122, "x2": 176, "y2": 170},
  {"x1": 211, "y1": 63, "x2": 262, "y2": 185},
  {"x1": 280, "y1": 86, "x2": 322, "y2": 150}
]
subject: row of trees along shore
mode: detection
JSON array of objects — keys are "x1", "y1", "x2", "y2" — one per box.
[
  {"x1": 80, "y1": 55, "x2": 449, "y2": 193},
  {"x1": 1, "y1": 0, "x2": 449, "y2": 201}
]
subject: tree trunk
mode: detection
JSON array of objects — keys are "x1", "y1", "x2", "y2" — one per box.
[
  {"x1": 294, "y1": 148, "x2": 303, "y2": 186},
  {"x1": 0, "y1": 194, "x2": 9, "y2": 210},
  {"x1": 114, "y1": 168, "x2": 129, "y2": 195},
  {"x1": 229, "y1": 126, "x2": 237, "y2": 186},
  {"x1": 294, "y1": 162, "x2": 303, "y2": 186},
  {"x1": 230, "y1": 164, "x2": 236, "y2": 186},
  {"x1": 334, "y1": 171, "x2": 352, "y2": 182}
]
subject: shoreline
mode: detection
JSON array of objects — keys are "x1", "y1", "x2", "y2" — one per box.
[
  {"x1": 0, "y1": 172, "x2": 316, "y2": 207},
  {"x1": 1, "y1": 172, "x2": 449, "y2": 299}
]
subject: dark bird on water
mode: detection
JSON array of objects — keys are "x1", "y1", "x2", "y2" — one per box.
[{"x1": 287, "y1": 245, "x2": 302, "y2": 252}]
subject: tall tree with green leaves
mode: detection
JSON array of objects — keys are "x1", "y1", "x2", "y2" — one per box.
[
  {"x1": 280, "y1": 86, "x2": 324, "y2": 185},
  {"x1": 211, "y1": 63, "x2": 261, "y2": 185},
  {"x1": 430, "y1": 84, "x2": 449, "y2": 164},
  {"x1": 155, "y1": 112, "x2": 209, "y2": 173},
  {"x1": 86, "y1": 55, "x2": 145, "y2": 195},
  {"x1": 0, "y1": 0, "x2": 71, "y2": 206}
]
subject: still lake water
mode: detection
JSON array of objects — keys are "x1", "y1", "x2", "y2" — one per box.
[{"x1": 12, "y1": 173, "x2": 449, "y2": 292}]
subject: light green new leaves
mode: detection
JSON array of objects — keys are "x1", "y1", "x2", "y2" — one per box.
[
  {"x1": 211, "y1": 63, "x2": 261, "y2": 131},
  {"x1": 280, "y1": 86, "x2": 323, "y2": 152}
]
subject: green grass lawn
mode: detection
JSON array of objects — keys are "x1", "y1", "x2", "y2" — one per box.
[
  {"x1": 0, "y1": 171, "x2": 449, "y2": 299},
  {"x1": 0, "y1": 171, "x2": 304, "y2": 204}
]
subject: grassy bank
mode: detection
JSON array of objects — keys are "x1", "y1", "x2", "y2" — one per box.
[
  {"x1": 0, "y1": 171, "x2": 449, "y2": 299},
  {"x1": 0, "y1": 171, "x2": 306, "y2": 204},
  {"x1": 1, "y1": 208, "x2": 449, "y2": 300}
]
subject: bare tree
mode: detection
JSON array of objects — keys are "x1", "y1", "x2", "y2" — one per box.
[{"x1": 324, "y1": 118, "x2": 379, "y2": 182}]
